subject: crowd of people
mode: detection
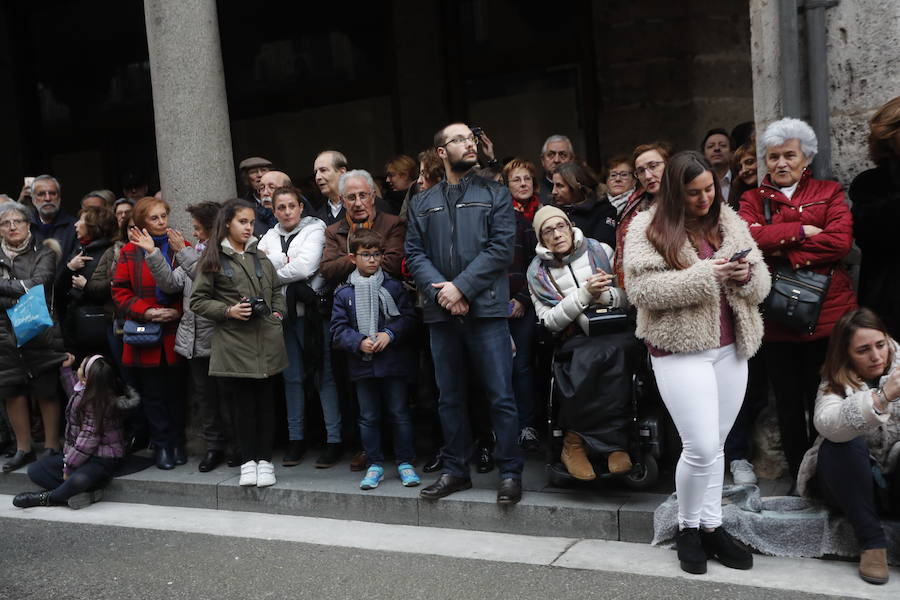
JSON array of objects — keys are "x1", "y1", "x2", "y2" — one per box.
[{"x1": 2, "y1": 94, "x2": 900, "y2": 583}]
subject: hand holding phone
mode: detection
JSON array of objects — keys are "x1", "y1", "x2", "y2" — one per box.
[{"x1": 729, "y1": 248, "x2": 751, "y2": 262}]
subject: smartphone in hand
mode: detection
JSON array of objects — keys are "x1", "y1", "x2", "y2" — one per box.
[{"x1": 729, "y1": 248, "x2": 751, "y2": 262}]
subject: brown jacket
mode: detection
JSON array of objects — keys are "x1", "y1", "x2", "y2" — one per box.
[{"x1": 319, "y1": 211, "x2": 406, "y2": 287}]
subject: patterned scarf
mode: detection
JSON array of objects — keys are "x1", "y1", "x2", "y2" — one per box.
[
  {"x1": 345, "y1": 213, "x2": 374, "y2": 231},
  {"x1": 348, "y1": 267, "x2": 399, "y2": 361},
  {"x1": 513, "y1": 195, "x2": 541, "y2": 222},
  {"x1": 1, "y1": 233, "x2": 32, "y2": 261},
  {"x1": 526, "y1": 235, "x2": 612, "y2": 307}
]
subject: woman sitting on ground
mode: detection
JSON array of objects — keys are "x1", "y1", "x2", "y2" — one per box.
[
  {"x1": 797, "y1": 307, "x2": 900, "y2": 585},
  {"x1": 526, "y1": 205, "x2": 634, "y2": 480}
]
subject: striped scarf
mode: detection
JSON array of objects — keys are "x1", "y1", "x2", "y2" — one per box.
[{"x1": 348, "y1": 268, "x2": 399, "y2": 360}]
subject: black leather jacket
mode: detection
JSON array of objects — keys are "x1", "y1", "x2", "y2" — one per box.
[{"x1": 405, "y1": 173, "x2": 515, "y2": 323}]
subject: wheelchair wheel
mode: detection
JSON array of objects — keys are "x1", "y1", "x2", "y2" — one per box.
[{"x1": 624, "y1": 453, "x2": 659, "y2": 490}]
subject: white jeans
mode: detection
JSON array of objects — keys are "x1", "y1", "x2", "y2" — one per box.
[{"x1": 651, "y1": 344, "x2": 747, "y2": 529}]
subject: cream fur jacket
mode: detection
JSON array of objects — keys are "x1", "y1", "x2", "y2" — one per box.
[
  {"x1": 623, "y1": 205, "x2": 771, "y2": 358},
  {"x1": 797, "y1": 340, "x2": 900, "y2": 497}
]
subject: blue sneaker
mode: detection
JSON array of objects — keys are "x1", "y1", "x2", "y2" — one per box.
[
  {"x1": 397, "y1": 462, "x2": 420, "y2": 487},
  {"x1": 360, "y1": 465, "x2": 384, "y2": 490}
]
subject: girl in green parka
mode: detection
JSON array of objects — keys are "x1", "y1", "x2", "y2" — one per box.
[{"x1": 190, "y1": 199, "x2": 288, "y2": 488}]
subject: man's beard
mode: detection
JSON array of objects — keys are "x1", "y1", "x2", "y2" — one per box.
[
  {"x1": 449, "y1": 156, "x2": 477, "y2": 174},
  {"x1": 39, "y1": 203, "x2": 59, "y2": 221}
]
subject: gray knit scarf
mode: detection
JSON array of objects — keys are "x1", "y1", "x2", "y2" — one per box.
[{"x1": 349, "y1": 268, "x2": 399, "y2": 360}]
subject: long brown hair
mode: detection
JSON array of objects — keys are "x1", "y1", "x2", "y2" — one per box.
[
  {"x1": 646, "y1": 151, "x2": 723, "y2": 269},
  {"x1": 198, "y1": 199, "x2": 252, "y2": 273},
  {"x1": 75, "y1": 357, "x2": 125, "y2": 438},
  {"x1": 821, "y1": 308, "x2": 895, "y2": 396}
]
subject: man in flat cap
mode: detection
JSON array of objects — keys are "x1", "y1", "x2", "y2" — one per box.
[{"x1": 239, "y1": 156, "x2": 273, "y2": 206}]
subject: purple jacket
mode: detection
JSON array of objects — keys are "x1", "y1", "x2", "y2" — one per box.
[
  {"x1": 330, "y1": 276, "x2": 417, "y2": 381},
  {"x1": 61, "y1": 367, "x2": 134, "y2": 476}
]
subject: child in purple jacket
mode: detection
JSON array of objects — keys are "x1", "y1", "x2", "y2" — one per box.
[
  {"x1": 12, "y1": 353, "x2": 138, "y2": 509},
  {"x1": 331, "y1": 229, "x2": 419, "y2": 490}
]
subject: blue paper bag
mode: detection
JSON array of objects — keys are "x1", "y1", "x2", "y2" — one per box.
[{"x1": 7, "y1": 284, "x2": 53, "y2": 347}]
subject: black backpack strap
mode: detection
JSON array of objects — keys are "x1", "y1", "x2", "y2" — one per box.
[
  {"x1": 763, "y1": 196, "x2": 772, "y2": 224},
  {"x1": 280, "y1": 231, "x2": 300, "y2": 255}
]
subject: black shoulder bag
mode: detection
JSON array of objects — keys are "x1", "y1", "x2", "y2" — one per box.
[{"x1": 761, "y1": 197, "x2": 833, "y2": 335}]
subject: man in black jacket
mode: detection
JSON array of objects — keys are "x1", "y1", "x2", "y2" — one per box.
[
  {"x1": 28, "y1": 175, "x2": 76, "y2": 273},
  {"x1": 313, "y1": 150, "x2": 348, "y2": 226},
  {"x1": 405, "y1": 122, "x2": 523, "y2": 505}
]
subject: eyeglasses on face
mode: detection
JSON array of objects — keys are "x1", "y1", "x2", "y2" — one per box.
[
  {"x1": 634, "y1": 161, "x2": 665, "y2": 178},
  {"x1": 354, "y1": 251, "x2": 383, "y2": 260},
  {"x1": 508, "y1": 176, "x2": 533, "y2": 185},
  {"x1": 540, "y1": 222, "x2": 570, "y2": 238},
  {"x1": 344, "y1": 191, "x2": 372, "y2": 204},
  {"x1": 608, "y1": 171, "x2": 633, "y2": 180},
  {"x1": 442, "y1": 135, "x2": 479, "y2": 147},
  {"x1": 0, "y1": 218, "x2": 27, "y2": 229}
]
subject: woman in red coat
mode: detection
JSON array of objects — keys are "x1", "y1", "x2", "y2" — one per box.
[
  {"x1": 738, "y1": 118, "x2": 857, "y2": 481},
  {"x1": 111, "y1": 196, "x2": 186, "y2": 470}
]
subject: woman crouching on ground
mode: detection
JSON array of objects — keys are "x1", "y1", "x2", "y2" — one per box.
[
  {"x1": 797, "y1": 308, "x2": 900, "y2": 585},
  {"x1": 624, "y1": 151, "x2": 770, "y2": 575},
  {"x1": 190, "y1": 199, "x2": 288, "y2": 488}
]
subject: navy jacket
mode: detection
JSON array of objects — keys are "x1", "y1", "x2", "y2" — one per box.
[
  {"x1": 30, "y1": 209, "x2": 77, "y2": 273},
  {"x1": 404, "y1": 173, "x2": 515, "y2": 323},
  {"x1": 330, "y1": 276, "x2": 417, "y2": 381}
]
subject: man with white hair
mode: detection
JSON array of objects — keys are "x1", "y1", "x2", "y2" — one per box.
[
  {"x1": 538, "y1": 135, "x2": 575, "y2": 205},
  {"x1": 28, "y1": 174, "x2": 77, "y2": 270}
]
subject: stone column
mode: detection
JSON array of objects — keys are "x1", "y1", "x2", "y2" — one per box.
[{"x1": 144, "y1": 0, "x2": 235, "y2": 233}]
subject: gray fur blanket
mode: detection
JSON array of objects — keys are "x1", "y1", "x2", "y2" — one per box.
[{"x1": 652, "y1": 485, "x2": 899, "y2": 565}]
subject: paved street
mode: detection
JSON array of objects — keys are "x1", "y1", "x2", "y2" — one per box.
[{"x1": 1, "y1": 497, "x2": 895, "y2": 600}]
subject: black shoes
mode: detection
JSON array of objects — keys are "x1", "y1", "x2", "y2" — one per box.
[
  {"x1": 701, "y1": 527, "x2": 753, "y2": 570},
  {"x1": 126, "y1": 435, "x2": 150, "y2": 455},
  {"x1": 173, "y1": 446, "x2": 188, "y2": 466},
  {"x1": 315, "y1": 443, "x2": 342, "y2": 468},
  {"x1": 476, "y1": 446, "x2": 494, "y2": 474},
  {"x1": 155, "y1": 447, "x2": 175, "y2": 470},
  {"x1": 226, "y1": 453, "x2": 242, "y2": 468},
  {"x1": 497, "y1": 478, "x2": 522, "y2": 505},
  {"x1": 13, "y1": 490, "x2": 51, "y2": 508},
  {"x1": 198, "y1": 450, "x2": 224, "y2": 472},
  {"x1": 282, "y1": 440, "x2": 306, "y2": 467},
  {"x1": 420, "y1": 474, "x2": 473, "y2": 500},
  {"x1": 423, "y1": 455, "x2": 443, "y2": 473},
  {"x1": 2, "y1": 450, "x2": 36, "y2": 473},
  {"x1": 676, "y1": 527, "x2": 707, "y2": 574}
]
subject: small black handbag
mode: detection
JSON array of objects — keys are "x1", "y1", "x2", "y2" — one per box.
[
  {"x1": 583, "y1": 305, "x2": 630, "y2": 336},
  {"x1": 761, "y1": 197, "x2": 832, "y2": 335}
]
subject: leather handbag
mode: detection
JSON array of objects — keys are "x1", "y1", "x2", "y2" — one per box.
[
  {"x1": 74, "y1": 305, "x2": 108, "y2": 349},
  {"x1": 583, "y1": 305, "x2": 630, "y2": 336},
  {"x1": 122, "y1": 320, "x2": 162, "y2": 346},
  {"x1": 764, "y1": 264, "x2": 831, "y2": 335}
]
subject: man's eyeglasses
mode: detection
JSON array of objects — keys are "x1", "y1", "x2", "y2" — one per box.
[
  {"x1": 0, "y1": 218, "x2": 27, "y2": 230},
  {"x1": 540, "y1": 222, "x2": 570, "y2": 238},
  {"x1": 608, "y1": 171, "x2": 633, "y2": 180},
  {"x1": 442, "y1": 135, "x2": 479, "y2": 147},
  {"x1": 344, "y1": 191, "x2": 372, "y2": 204},
  {"x1": 543, "y1": 150, "x2": 571, "y2": 161},
  {"x1": 354, "y1": 251, "x2": 383, "y2": 260},
  {"x1": 634, "y1": 161, "x2": 665, "y2": 179}
]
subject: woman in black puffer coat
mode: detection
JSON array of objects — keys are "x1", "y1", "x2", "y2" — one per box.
[{"x1": 0, "y1": 203, "x2": 67, "y2": 473}]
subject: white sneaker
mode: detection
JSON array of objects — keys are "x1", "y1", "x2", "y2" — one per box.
[
  {"x1": 239, "y1": 460, "x2": 258, "y2": 486},
  {"x1": 730, "y1": 459, "x2": 757, "y2": 485},
  {"x1": 256, "y1": 460, "x2": 276, "y2": 488}
]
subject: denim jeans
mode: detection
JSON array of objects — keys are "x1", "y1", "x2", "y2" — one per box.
[
  {"x1": 356, "y1": 376, "x2": 414, "y2": 465},
  {"x1": 429, "y1": 317, "x2": 523, "y2": 480},
  {"x1": 283, "y1": 317, "x2": 342, "y2": 443},
  {"x1": 507, "y1": 305, "x2": 537, "y2": 429}
]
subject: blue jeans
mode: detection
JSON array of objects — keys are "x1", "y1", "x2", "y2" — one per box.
[
  {"x1": 283, "y1": 318, "x2": 342, "y2": 442},
  {"x1": 356, "y1": 376, "x2": 414, "y2": 466},
  {"x1": 507, "y1": 305, "x2": 537, "y2": 429},
  {"x1": 429, "y1": 317, "x2": 523, "y2": 479}
]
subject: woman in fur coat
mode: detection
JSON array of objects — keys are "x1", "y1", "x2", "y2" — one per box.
[{"x1": 624, "y1": 151, "x2": 770, "y2": 575}]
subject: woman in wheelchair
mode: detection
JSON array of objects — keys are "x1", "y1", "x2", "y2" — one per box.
[{"x1": 526, "y1": 205, "x2": 635, "y2": 481}]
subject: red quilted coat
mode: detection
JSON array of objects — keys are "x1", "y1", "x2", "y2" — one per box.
[
  {"x1": 111, "y1": 242, "x2": 184, "y2": 367},
  {"x1": 738, "y1": 169, "x2": 857, "y2": 342}
]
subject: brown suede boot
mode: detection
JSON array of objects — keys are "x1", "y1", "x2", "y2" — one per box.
[
  {"x1": 607, "y1": 451, "x2": 633, "y2": 474},
  {"x1": 562, "y1": 432, "x2": 595, "y2": 480},
  {"x1": 858, "y1": 548, "x2": 889, "y2": 584}
]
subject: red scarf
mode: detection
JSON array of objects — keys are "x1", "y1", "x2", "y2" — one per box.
[{"x1": 513, "y1": 195, "x2": 541, "y2": 222}]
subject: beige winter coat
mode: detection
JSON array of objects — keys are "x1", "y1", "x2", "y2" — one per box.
[
  {"x1": 623, "y1": 205, "x2": 770, "y2": 358},
  {"x1": 797, "y1": 340, "x2": 900, "y2": 497}
]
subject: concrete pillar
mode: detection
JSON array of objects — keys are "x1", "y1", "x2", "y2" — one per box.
[{"x1": 144, "y1": 0, "x2": 235, "y2": 233}]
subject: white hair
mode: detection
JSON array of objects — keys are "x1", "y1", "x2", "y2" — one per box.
[
  {"x1": 0, "y1": 202, "x2": 30, "y2": 222},
  {"x1": 541, "y1": 134, "x2": 574, "y2": 155},
  {"x1": 338, "y1": 169, "x2": 376, "y2": 196},
  {"x1": 759, "y1": 118, "x2": 818, "y2": 162},
  {"x1": 30, "y1": 174, "x2": 61, "y2": 196}
]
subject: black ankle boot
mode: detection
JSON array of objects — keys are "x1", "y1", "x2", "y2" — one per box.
[
  {"x1": 13, "y1": 490, "x2": 52, "y2": 508},
  {"x1": 701, "y1": 527, "x2": 753, "y2": 570},
  {"x1": 676, "y1": 527, "x2": 707, "y2": 574}
]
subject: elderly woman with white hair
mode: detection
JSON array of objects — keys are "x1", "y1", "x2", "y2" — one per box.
[
  {"x1": 0, "y1": 203, "x2": 67, "y2": 472},
  {"x1": 738, "y1": 118, "x2": 857, "y2": 483}
]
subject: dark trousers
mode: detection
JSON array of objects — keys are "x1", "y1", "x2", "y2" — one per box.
[
  {"x1": 724, "y1": 354, "x2": 768, "y2": 463},
  {"x1": 429, "y1": 317, "x2": 523, "y2": 480},
  {"x1": 816, "y1": 437, "x2": 888, "y2": 550},
  {"x1": 763, "y1": 339, "x2": 829, "y2": 478},
  {"x1": 224, "y1": 377, "x2": 274, "y2": 462},
  {"x1": 132, "y1": 361, "x2": 186, "y2": 450},
  {"x1": 27, "y1": 452, "x2": 118, "y2": 503},
  {"x1": 190, "y1": 357, "x2": 233, "y2": 452},
  {"x1": 508, "y1": 306, "x2": 537, "y2": 430}
]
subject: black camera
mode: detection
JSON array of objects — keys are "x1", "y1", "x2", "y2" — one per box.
[{"x1": 241, "y1": 296, "x2": 270, "y2": 318}]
